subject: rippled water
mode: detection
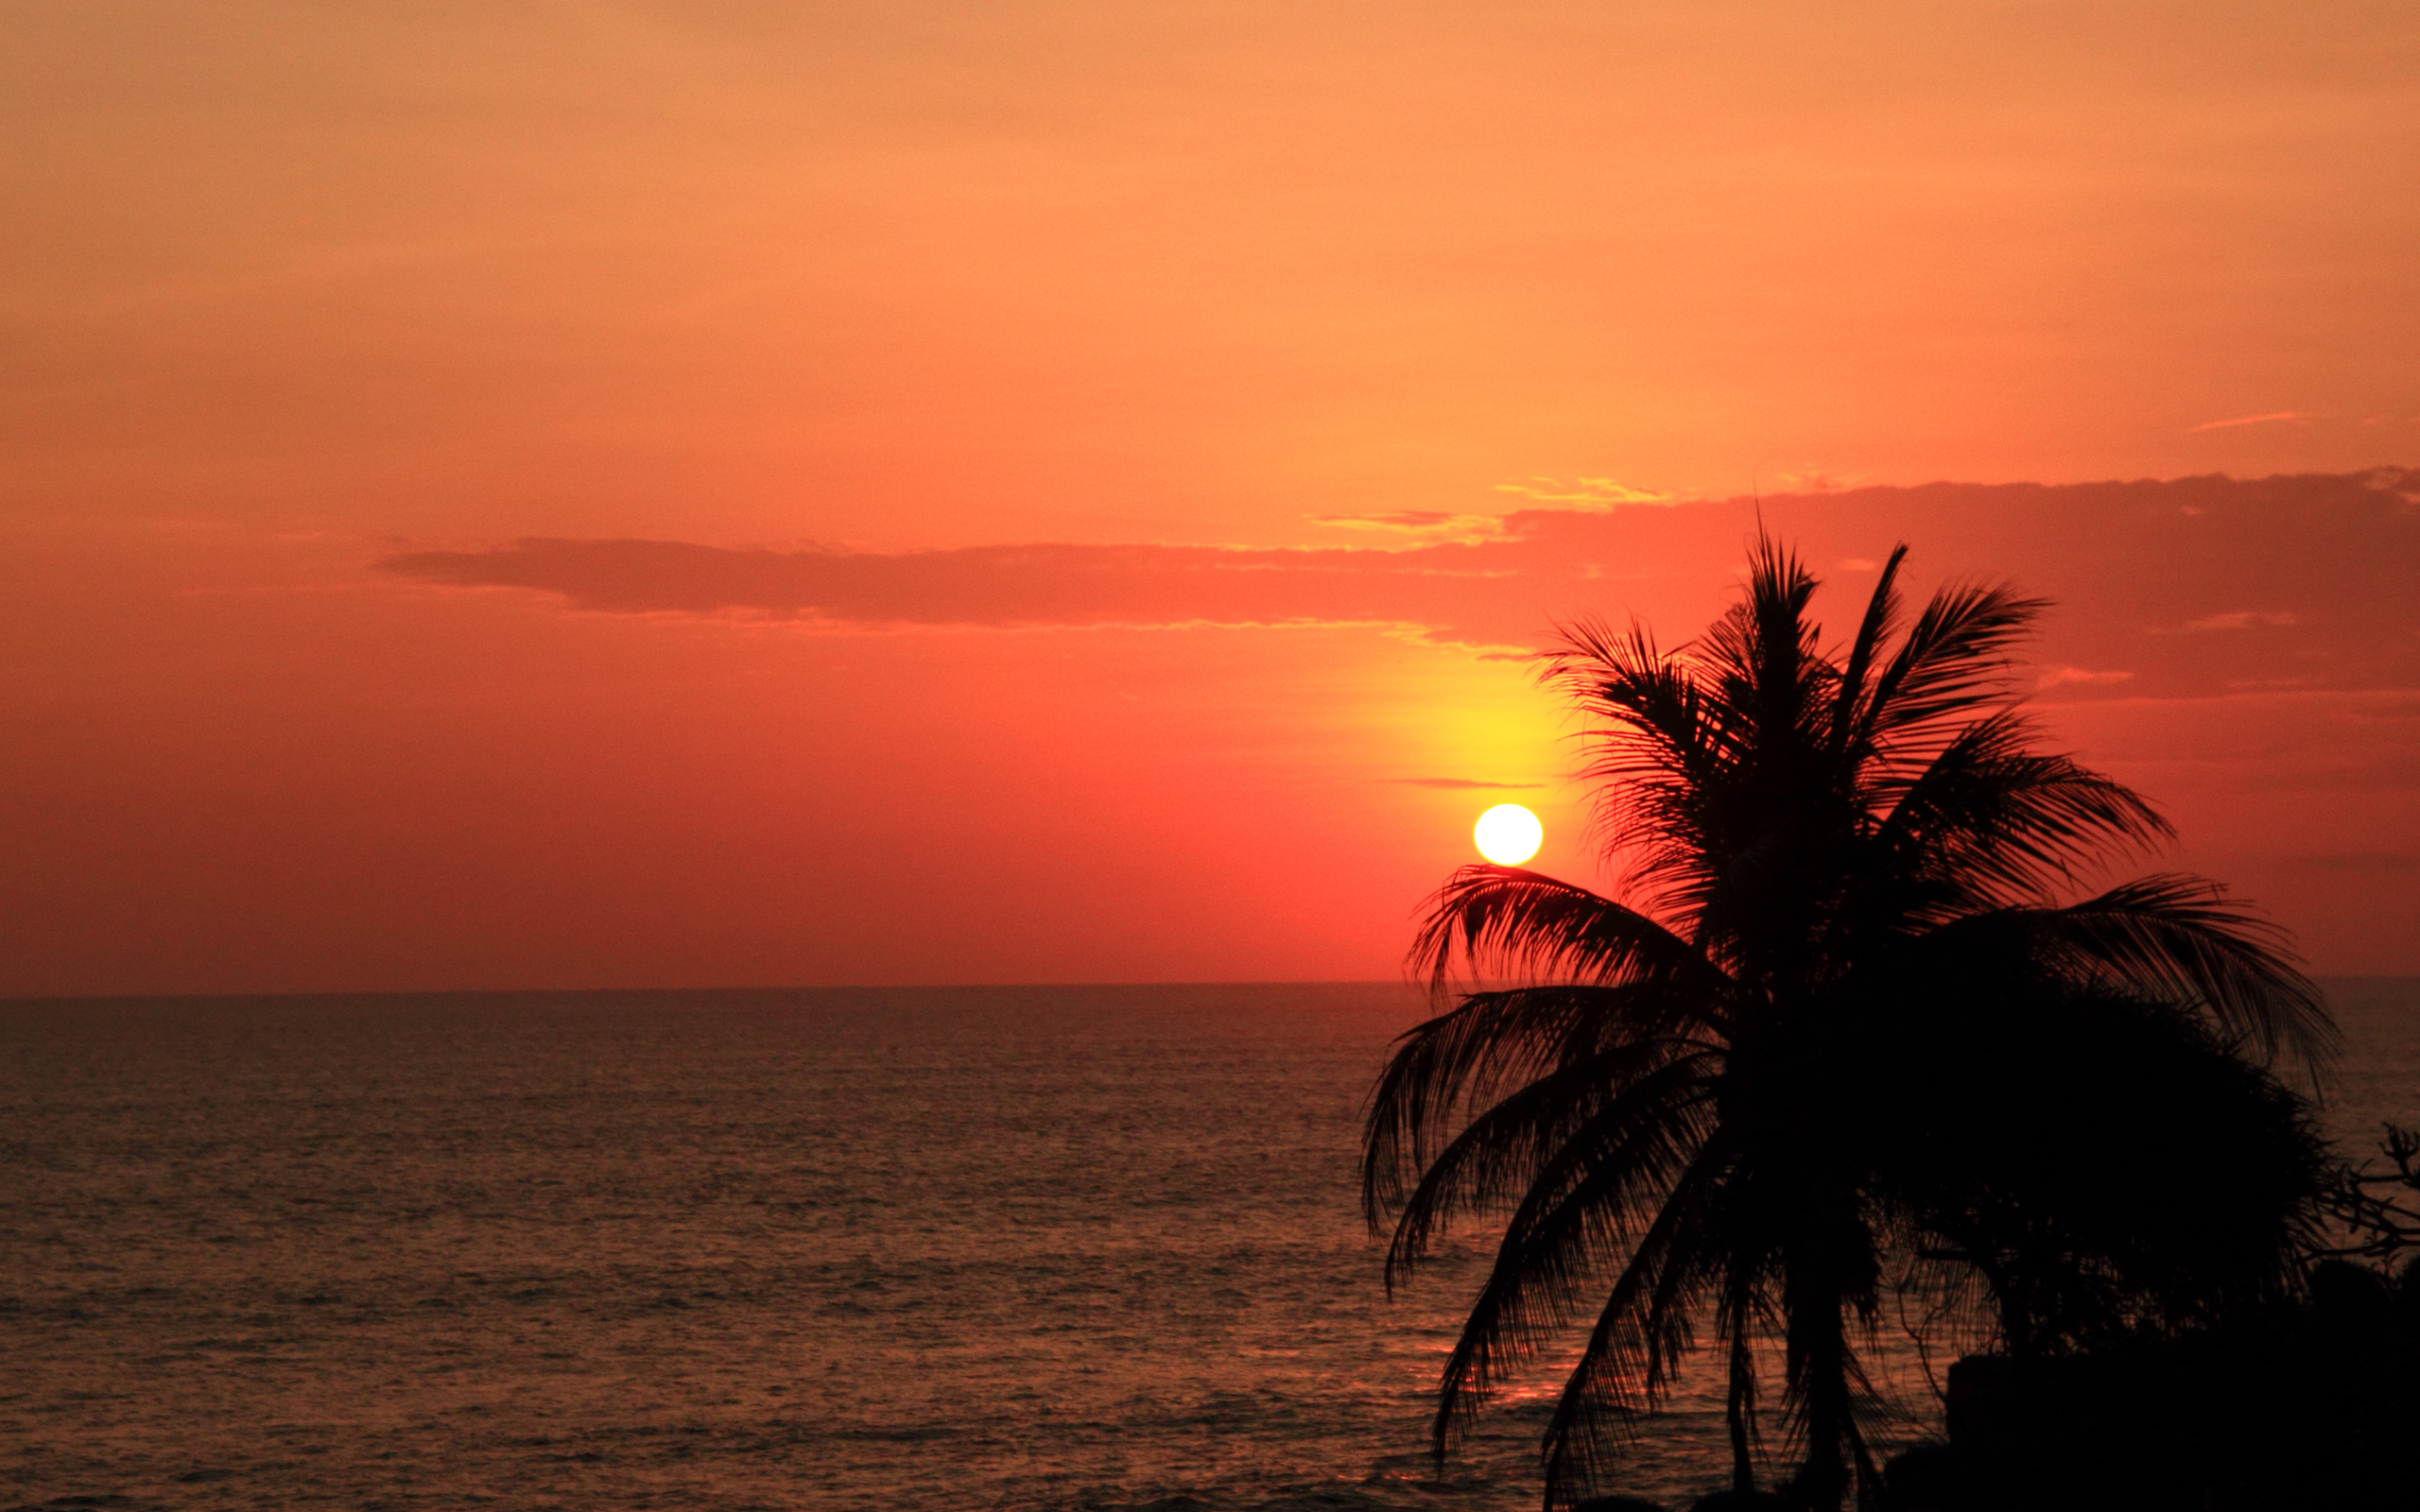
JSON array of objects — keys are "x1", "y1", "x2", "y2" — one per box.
[{"x1": 3, "y1": 980, "x2": 2413, "y2": 1511}]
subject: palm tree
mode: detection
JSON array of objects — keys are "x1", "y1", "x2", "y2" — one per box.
[{"x1": 1361, "y1": 541, "x2": 2333, "y2": 1509}]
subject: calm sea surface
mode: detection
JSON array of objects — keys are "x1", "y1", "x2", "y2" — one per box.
[{"x1": 4, "y1": 980, "x2": 2415, "y2": 1511}]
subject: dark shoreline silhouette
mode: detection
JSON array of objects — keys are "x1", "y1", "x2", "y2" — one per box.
[{"x1": 1583, "y1": 1232, "x2": 2420, "y2": 1512}]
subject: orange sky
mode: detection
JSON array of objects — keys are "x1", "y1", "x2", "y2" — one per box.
[{"x1": 3, "y1": 4, "x2": 2415, "y2": 994}]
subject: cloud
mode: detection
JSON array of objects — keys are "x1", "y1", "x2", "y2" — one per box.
[
  {"x1": 1383, "y1": 777, "x2": 1546, "y2": 790},
  {"x1": 1491, "y1": 476, "x2": 1669, "y2": 507},
  {"x1": 2187, "y1": 411, "x2": 2315, "y2": 433},
  {"x1": 1307, "y1": 509, "x2": 1506, "y2": 542},
  {"x1": 1769, "y1": 466, "x2": 1866, "y2": 493},
  {"x1": 377, "y1": 538, "x2": 1489, "y2": 631},
  {"x1": 1312, "y1": 510, "x2": 1460, "y2": 529},
  {"x1": 376, "y1": 471, "x2": 2420, "y2": 704},
  {"x1": 2176, "y1": 610, "x2": 2299, "y2": 631},
  {"x1": 2037, "y1": 666, "x2": 2137, "y2": 690}
]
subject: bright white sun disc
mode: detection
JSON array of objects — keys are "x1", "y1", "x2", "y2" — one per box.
[{"x1": 1474, "y1": 804, "x2": 1543, "y2": 865}]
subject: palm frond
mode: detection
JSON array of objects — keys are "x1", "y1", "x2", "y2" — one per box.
[
  {"x1": 1542, "y1": 621, "x2": 1722, "y2": 889},
  {"x1": 1409, "y1": 866, "x2": 1727, "y2": 997},
  {"x1": 1858, "y1": 579, "x2": 2044, "y2": 747},
  {"x1": 1703, "y1": 540, "x2": 1822, "y2": 695},
  {"x1": 1532, "y1": 1142, "x2": 1736, "y2": 1506},
  {"x1": 1692, "y1": 543, "x2": 1837, "y2": 816},
  {"x1": 1363, "y1": 981, "x2": 1721, "y2": 1225},
  {"x1": 1428, "y1": 1076, "x2": 1721, "y2": 1465},
  {"x1": 1378, "y1": 1042, "x2": 1722, "y2": 1291},
  {"x1": 1922, "y1": 876, "x2": 2335, "y2": 1070},
  {"x1": 1865, "y1": 979, "x2": 2328, "y2": 1344},
  {"x1": 1867, "y1": 712, "x2": 2170, "y2": 908},
  {"x1": 1827, "y1": 544, "x2": 1910, "y2": 759}
]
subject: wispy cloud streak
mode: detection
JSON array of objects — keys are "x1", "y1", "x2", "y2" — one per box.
[{"x1": 2188, "y1": 411, "x2": 2315, "y2": 433}]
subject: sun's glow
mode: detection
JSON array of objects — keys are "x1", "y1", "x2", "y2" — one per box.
[{"x1": 1474, "y1": 803, "x2": 1543, "y2": 866}]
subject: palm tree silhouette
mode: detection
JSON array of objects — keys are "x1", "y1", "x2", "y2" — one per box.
[{"x1": 1362, "y1": 541, "x2": 2333, "y2": 1509}]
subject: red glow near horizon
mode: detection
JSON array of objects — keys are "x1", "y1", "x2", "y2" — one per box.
[{"x1": 1, "y1": 6, "x2": 2415, "y2": 994}]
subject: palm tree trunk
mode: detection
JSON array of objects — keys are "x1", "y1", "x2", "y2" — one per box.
[
  {"x1": 1784, "y1": 1272, "x2": 1854, "y2": 1510},
  {"x1": 1726, "y1": 1322, "x2": 1756, "y2": 1493}
]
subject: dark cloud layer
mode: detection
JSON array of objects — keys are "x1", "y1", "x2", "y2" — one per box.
[
  {"x1": 381, "y1": 470, "x2": 2420, "y2": 701},
  {"x1": 379, "y1": 537, "x2": 1493, "y2": 633}
]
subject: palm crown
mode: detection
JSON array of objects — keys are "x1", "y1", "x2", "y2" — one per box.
[{"x1": 1362, "y1": 542, "x2": 2332, "y2": 1509}]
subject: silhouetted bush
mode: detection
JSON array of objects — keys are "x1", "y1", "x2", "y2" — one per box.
[
  {"x1": 1877, "y1": 1440, "x2": 2006, "y2": 1512},
  {"x1": 1907, "y1": 1256, "x2": 2420, "y2": 1510}
]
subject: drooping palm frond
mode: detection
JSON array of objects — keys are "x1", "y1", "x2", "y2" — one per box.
[
  {"x1": 1374, "y1": 1039, "x2": 1720, "y2": 1288},
  {"x1": 1424, "y1": 1063, "x2": 1725, "y2": 1455},
  {"x1": 1410, "y1": 866, "x2": 1730, "y2": 999},
  {"x1": 1856, "y1": 976, "x2": 2329, "y2": 1348},
  {"x1": 1533, "y1": 1140, "x2": 1738, "y2": 1503},
  {"x1": 1926, "y1": 875, "x2": 2335, "y2": 1070},
  {"x1": 1861, "y1": 711, "x2": 2171, "y2": 912},
  {"x1": 1362, "y1": 979, "x2": 1726, "y2": 1217}
]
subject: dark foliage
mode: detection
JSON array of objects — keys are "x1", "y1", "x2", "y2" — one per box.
[
  {"x1": 2317, "y1": 1123, "x2": 2420, "y2": 1263},
  {"x1": 1866, "y1": 979, "x2": 2325, "y2": 1356},
  {"x1": 1362, "y1": 541, "x2": 2333, "y2": 1510},
  {"x1": 1885, "y1": 1257, "x2": 2420, "y2": 1510}
]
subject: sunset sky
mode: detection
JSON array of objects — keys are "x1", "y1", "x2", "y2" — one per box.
[{"x1": 4, "y1": 2, "x2": 2415, "y2": 995}]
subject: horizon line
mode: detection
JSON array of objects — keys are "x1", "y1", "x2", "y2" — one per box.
[{"x1": 5, "y1": 973, "x2": 2415, "y2": 1006}]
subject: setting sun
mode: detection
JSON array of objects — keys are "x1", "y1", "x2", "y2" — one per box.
[{"x1": 1473, "y1": 804, "x2": 1543, "y2": 866}]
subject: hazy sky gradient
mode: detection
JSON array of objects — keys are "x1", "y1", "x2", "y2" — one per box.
[{"x1": 4, "y1": 3, "x2": 2414, "y2": 992}]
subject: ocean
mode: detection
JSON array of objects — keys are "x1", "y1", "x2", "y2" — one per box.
[{"x1": 4, "y1": 980, "x2": 2414, "y2": 1511}]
